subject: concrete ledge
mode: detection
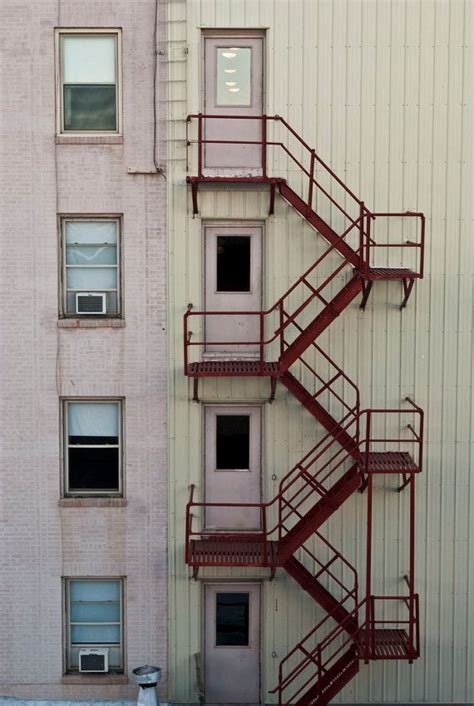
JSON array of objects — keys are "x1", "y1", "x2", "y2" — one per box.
[
  {"x1": 59, "y1": 498, "x2": 127, "y2": 508},
  {"x1": 55, "y1": 135, "x2": 123, "y2": 145},
  {"x1": 58, "y1": 319, "x2": 126, "y2": 329}
]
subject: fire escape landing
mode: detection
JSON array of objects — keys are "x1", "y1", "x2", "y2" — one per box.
[{"x1": 184, "y1": 114, "x2": 425, "y2": 706}]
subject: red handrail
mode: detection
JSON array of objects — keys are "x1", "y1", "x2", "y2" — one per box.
[
  {"x1": 185, "y1": 402, "x2": 423, "y2": 563},
  {"x1": 186, "y1": 113, "x2": 426, "y2": 277}
]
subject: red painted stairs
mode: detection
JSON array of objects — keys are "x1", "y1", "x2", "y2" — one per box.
[{"x1": 184, "y1": 114, "x2": 424, "y2": 705}]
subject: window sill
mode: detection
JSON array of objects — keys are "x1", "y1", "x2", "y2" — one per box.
[
  {"x1": 59, "y1": 498, "x2": 127, "y2": 508},
  {"x1": 62, "y1": 673, "x2": 128, "y2": 685},
  {"x1": 56, "y1": 134, "x2": 123, "y2": 145},
  {"x1": 58, "y1": 318, "x2": 125, "y2": 329}
]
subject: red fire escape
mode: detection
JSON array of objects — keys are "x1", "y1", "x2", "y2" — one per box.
[{"x1": 184, "y1": 115, "x2": 425, "y2": 705}]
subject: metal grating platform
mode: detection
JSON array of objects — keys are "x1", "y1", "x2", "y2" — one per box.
[
  {"x1": 355, "y1": 629, "x2": 414, "y2": 659},
  {"x1": 365, "y1": 451, "x2": 419, "y2": 474},
  {"x1": 189, "y1": 536, "x2": 278, "y2": 567},
  {"x1": 365, "y1": 267, "x2": 419, "y2": 280},
  {"x1": 187, "y1": 360, "x2": 279, "y2": 377}
]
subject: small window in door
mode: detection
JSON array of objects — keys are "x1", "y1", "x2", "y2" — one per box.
[
  {"x1": 216, "y1": 47, "x2": 252, "y2": 106},
  {"x1": 216, "y1": 593, "x2": 249, "y2": 646},
  {"x1": 216, "y1": 415, "x2": 250, "y2": 470},
  {"x1": 216, "y1": 236, "x2": 251, "y2": 292}
]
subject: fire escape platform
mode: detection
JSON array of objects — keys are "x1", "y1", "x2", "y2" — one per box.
[
  {"x1": 187, "y1": 360, "x2": 279, "y2": 377},
  {"x1": 355, "y1": 629, "x2": 415, "y2": 660},
  {"x1": 363, "y1": 267, "x2": 420, "y2": 280},
  {"x1": 189, "y1": 536, "x2": 278, "y2": 568},
  {"x1": 364, "y1": 451, "x2": 419, "y2": 474}
]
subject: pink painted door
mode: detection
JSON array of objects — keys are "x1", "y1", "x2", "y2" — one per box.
[
  {"x1": 204, "y1": 224, "x2": 262, "y2": 354},
  {"x1": 204, "y1": 406, "x2": 261, "y2": 530},
  {"x1": 203, "y1": 34, "x2": 264, "y2": 175},
  {"x1": 205, "y1": 584, "x2": 261, "y2": 705}
]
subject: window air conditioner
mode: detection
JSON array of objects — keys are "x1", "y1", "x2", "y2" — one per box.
[
  {"x1": 76, "y1": 292, "x2": 106, "y2": 315},
  {"x1": 78, "y1": 647, "x2": 109, "y2": 673}
]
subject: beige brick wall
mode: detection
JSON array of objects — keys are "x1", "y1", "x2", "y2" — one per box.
[{"x1": 0, "y1": 0, "x2": 167, "y2": 700}]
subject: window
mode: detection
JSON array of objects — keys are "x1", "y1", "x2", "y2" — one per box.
[
  {"x1": 63, "y1": 400, "x2": 122, "y2": 496},
  {"x1": 216, "y1": 47, "x2": 252, "y2": 106},
  {"x1": 216, "y1": 415, "x2": 250, "y2": 470},
  {"x1": 65, "y1": 578, "x2": 124, "y2": 672},
  {"x1": 216, "y1": 235, "x2": 251, "y2": 292},
  {"x1": 215, "y1": 592, "x2": 250, "y2": 646},
  {"x1": 61, "y1": 218, "x2": 121, "y2": 317},
  {"x1": 57, "y1": 30, "x2": 121, "y2": 133}
]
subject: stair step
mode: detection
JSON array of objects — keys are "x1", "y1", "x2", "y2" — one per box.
[
  {"x1": 355, "y1": 628, "x2": 416, "y2": 660},
  {"x1": 278, "y1": 465, "x2": 361, "y2": 558},
  {"x1": 279, "y1": 182, "x2": 360, "y2": 268},
  {"x1": 283, "y1": 556, "x2": 358, "y2": 634},
  {"x1": 365, "y1": 267, "x2": 419, "y2": 280},
  {"x1": 364, "y1": 451, "x2": 419, "y2": 474},
  {"x1": 280, "y1": 372, "x2": 359, "y2": 458},
  {"x1": 189, "y1": 536, "x2": 278, "y2": 567},
  {"x1": 187, "y1": 360, "x2": 279, "y2": 377},
  {"x1": 294, "y1": 646, "x2": 359, "y2": 706},
  {"x1": 279, "y1": 275, "x2": 363, "y2": 371}
]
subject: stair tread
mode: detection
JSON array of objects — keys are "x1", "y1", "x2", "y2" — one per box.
[
  {"x1": 355, "y1": 628, "x2": 414, "y2": 659},
  {"x1": 188, "y1": 360, "x2": 279, "y2": 377},
  {"x1": 365, "y1": 267, "x2": 419, "y2": 280},
  {"x1": 295, "y1": 648, "x2": 359, "y2": 706},
  {"x1": 365, "y1": 451, "x2": 419, "y2": 473},
  {"x1": 189, "y1": 536, "x2": 278, "y2": 566}
]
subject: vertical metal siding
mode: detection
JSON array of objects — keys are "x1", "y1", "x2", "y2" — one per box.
[{"x1": 167, "y1": 0, "x2": 474, "y2": 702}]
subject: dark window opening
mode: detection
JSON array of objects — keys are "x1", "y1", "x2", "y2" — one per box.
[
  {"x1": 216, "y1": 592, "x2": 249, "y2": 646},
  {"x1": 68, "y1": 447, "x2": 119, "y2": 490},
  {"x1": 216, "y1": 415, "x2": 250, "y2": 469},
  {"x1": 216, "y1": 236, "x2": 251, "y2": 292}
]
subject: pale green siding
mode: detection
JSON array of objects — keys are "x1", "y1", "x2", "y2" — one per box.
[{"x1": 167, "y1": 0, "x2": 473, "y2": 702}]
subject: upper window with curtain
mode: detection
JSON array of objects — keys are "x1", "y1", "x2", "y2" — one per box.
[
  {"x1": 57, "y1": 30, "x2": 121, "y2": 133},
  {"x1": 61, "y1": 218, "x2": 121, "y2": 318}
]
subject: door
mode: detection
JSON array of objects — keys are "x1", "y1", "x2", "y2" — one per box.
[
  {"x1": 203, "y1": 33, "x2": 264, "y2": 175},
  {"x1": 204, "y1": 224, "x2": 262, "y2": 354},
  {"x1": 205, "y1": 584, "x2": 261, "y2": 705},
  {"x1": 204, "y1": 406, "x2": 261, "y2": 530}
]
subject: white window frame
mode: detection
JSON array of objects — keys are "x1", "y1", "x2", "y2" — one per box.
[
  {"x1": 64, "y1": 577, "x2": 125, "y2": 673},
  {"x1": 55, "y1": 28, "x2": 123, "y2": 136},
  {"x1": 60, "y1": 216, "x2": 122, "y2": 319},
  {"x1": 62, "y1": 398, "x2": 124, "y2": 497}
]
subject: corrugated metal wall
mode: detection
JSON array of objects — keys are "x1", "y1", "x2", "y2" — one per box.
[{"x1": 166, "y1": 0, "x2": 473, "y2": 702}]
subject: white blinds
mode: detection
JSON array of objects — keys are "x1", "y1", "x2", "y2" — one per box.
[
  {"x1": 68, "y1": 402, "x2": 119, "y2": 437},
  {"x1": 62, "y1": 35, "x2": 116, "y2": 84}
]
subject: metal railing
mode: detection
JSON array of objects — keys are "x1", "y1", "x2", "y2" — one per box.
[
  {"x1": 186, "y1": 113, "x2": 425, "y2": 276},
  {"x1": 185, "y1": 400, "x2": 423, "y2": 562}
]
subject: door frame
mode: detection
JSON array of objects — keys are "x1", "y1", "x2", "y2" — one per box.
[
  {"x1": 202, "y1": 403, "x2": 264, "y2": 530},
  {"x1": 202, "y1": 580, "x2": 263, "y2": 705},
  {"x1": 200, "y1": 29, "x2": 267, "y2": 116},
  {"x1": 201, "y1": 220, "x2": 266, "y2": 354}
]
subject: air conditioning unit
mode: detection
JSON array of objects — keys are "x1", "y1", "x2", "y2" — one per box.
[
  {"x1": 76, "y1": 292, "x2": 106, "y2": 315},
  {"x1": 79, "y1": 647, "x2": 109, "y2": 673}
]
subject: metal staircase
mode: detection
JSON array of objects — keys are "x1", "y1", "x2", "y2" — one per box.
[{"x1": 184, "y1": 114, "x2": 425, "y2": 705}]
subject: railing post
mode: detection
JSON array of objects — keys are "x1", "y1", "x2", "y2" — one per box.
[
  {"x1": 365, "y1": 473, "x2": 373, "y2": 663},
  {"x1": 197, "y1": 113, "x2": 203, "y2": 178},
  {"x1": 408, "y1": 473, "x2": 415, "y2": 652},
  {"x1": 420, "y1": 214, "x2": 426, "y2": 278},
  {"x1": 307, "y1": 149, "x2": 316, "y2": 216},
  {"x1": 259, "y1": 312, "x2": 264, "y2": 374},
  {"x1": 365, "y1": 207, "x2": 371, "y2": 273},
  {"x1": 262, "y1": 115, "x2": 267, "y2": 178},
  {"x1": 359, "y1": 201, "x2": 364, "y2": 269},
  {"x1": 279, "y1": 302, "x2": 285, "y2": 358}
]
